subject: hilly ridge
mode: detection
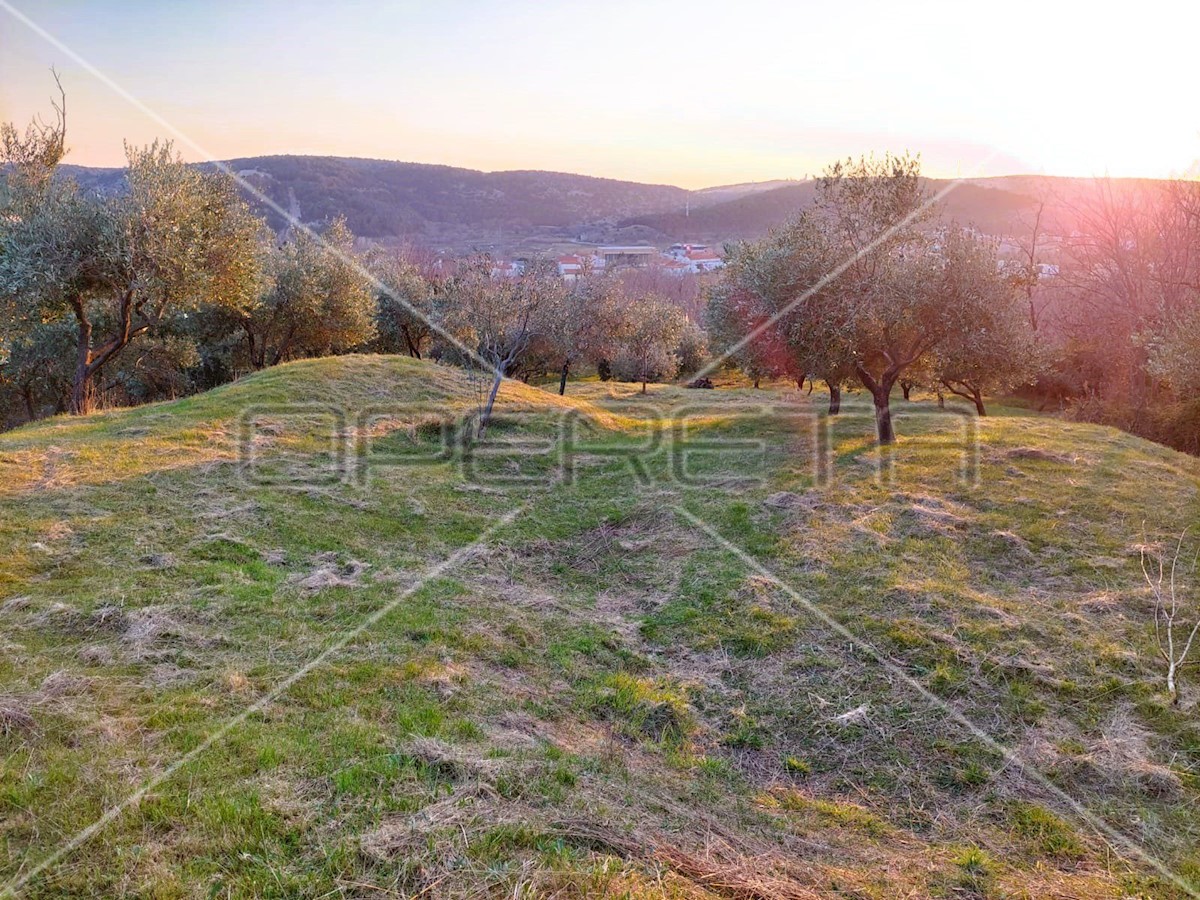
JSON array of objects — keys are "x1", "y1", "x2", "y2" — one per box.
[{"x1": 57, "y1": 156, "x2": 1067, "y2": 250}]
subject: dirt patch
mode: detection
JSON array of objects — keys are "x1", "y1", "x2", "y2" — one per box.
[
  {"x1": 38, "y1": 671, "x2": 90, "y2": 698},
  {"x1": 144, "y1": 663, "x2": 198, "y2": 687},
  {"x1": 194, "y1": 496, "x2": 261, "y2": 523},
  {"x1": 249, "y1": 417, "x2": 287, "y2": 437},
  {"x1": 26, "y1": 601, "x2": 218, "y2": 663},
  {"x1": 558, "y1": 506, "x2": 680, "y2": 572},
  {"x1": 122, "y1": 607, "x2": 201, "y2": 648},
  {"x1": 359, "y1": 783, "x2": 513, "y2": 864},
  {"x1": 468, "y1": 572, "x2": 564, "y2": 611},
  {"x1": 1075, "y1": 591, "x2": 1127, "y2": 614},
  {"x1": 290, "y1": 553, "x2": 369, "y2": 592},
  {"x1": 413, "y1": 658, "x2": 470, "y2": 700},
  {"x1": 592, "y1": 589, "x2": 669, "y2": 641},
  {"x1": 41, "y1": 521, "x2": 75, "y2": 543},
  {"x1": 0, "y1": 670, "x2": 94, "y2": 734},
  {"x1": 36, "y1": 446, "x2": 74, "y2": 490},
  {"x1": 65, "y1": 604, "x2": 222, "y2": 663},
  {"x1": 452, "y1": 482, "x2": 506, "y2": 496},
  {"x1": 88, "y1": 605, "x2": 131, "y2": 633}
]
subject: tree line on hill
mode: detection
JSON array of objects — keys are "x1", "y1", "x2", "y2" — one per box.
[{"x1": 5, "y1": 90, "x2": 1200, "y2": 451}]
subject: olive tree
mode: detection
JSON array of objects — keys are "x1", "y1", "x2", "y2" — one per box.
[
  {"x1": 675, "y1": 318, "x2": 709, "y2": 380},
  {"x1": 714, "y1": 155, "x2": 1028, "y2": 439},
  {"x1": 706, "y1": 279, "x2": 792, "y2": 387},
  {"x1": 813, "y1": 153, "x2": 935, "y2": 442},
  {"x1": 440, "y1": 257, "x2": 565, "y2": 436},
  {"x1": 814, "y1": 155, "x2": 1032, "y2": 442},
  {"x1": 367, "y1": 249, "x2": 436, "y2": 359},
  {"x1": 613, "y1": 294, "x2": 688, "y2": 393},
  {"x1": 712, "y1": 215, "x2": 851, "y2": 412},
  {"x1": 0, "y1": 322, "x2": 75, "y2": 422},
  {"x1": 547, "y1": 274, "x2": 627, "y2": 395},
  {"x1": 0, "y1": 133, "x2": 263, "y2": 413},
  {"x1": 928, "y1": 254, "x2": 1040, "y2": 416},
  {"x1": 238, "y1": 218, "x2": 373, "y2": 368}
]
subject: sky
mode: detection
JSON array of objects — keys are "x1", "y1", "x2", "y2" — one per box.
[{"x1": 1, "y1": 0, "x2": 1198, "y2": 188}]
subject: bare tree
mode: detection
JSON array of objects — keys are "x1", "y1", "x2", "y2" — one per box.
[
  {"x1": 1008, "y1": 202, "x2": 1057, "y2": 333},
  {"x1": 1055, "y1": 179, "x2": 1200, "y2": 412},
  {"x1": 1141, "y1": 531, "x2": 1200, "y2": 705}
]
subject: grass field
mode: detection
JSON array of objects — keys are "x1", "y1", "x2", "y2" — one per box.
[{"x1": 1, "y1": 355, "x2": 1199, "y2": 898}]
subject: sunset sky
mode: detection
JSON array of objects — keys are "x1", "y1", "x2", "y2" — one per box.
[{"x1": 1, "y1": 0, "x2": 1197, "y2": 188}]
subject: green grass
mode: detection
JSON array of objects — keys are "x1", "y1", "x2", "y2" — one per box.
[{"x1": 1, "y1": 356, "x2": 1199, "y2": 898}]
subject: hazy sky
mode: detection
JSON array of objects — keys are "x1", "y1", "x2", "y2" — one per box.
[{"x1": 1, "y1": 0, "x2": 1197, "y2": 188}]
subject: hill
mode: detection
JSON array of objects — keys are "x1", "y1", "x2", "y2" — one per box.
[
  {"x1": 2, "y1": 356, "x2": 1199, "y2": 897},
  {"x1": 63, "y1": 157, "x2": 696, "y2": 245},
  {"x1": 56, "y1": 158, "x2": 1056, "y2": 251},
  {"x1": 220, "y1": 156, "x2": 698, "y2": 240},
  {"x1": 54, "y1": 158, "x2": 1176, "y2": 251},
  {"x1": 620, "y1": 178, "x2": 1044, "y2": 243}
]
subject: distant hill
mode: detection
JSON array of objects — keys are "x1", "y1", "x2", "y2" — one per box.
[
  {"x1": 217, "y1": 156, "x2": 700, "y2": 240},
  {"x1": 620, "y1": 181, "x2": 818, "y2": 242},
  {"x1": 691, "y1": 179, "x2": 801, "y2": 204},
  {"x1": 621, "y1": 178, "x2": 1045, "y2": 243},
  {"x1": 58, "y1": 157, "x2": 696, "y2": 245},
  {"x1": 50, "y1": 158, "x2": 1163, "y2": 250}
]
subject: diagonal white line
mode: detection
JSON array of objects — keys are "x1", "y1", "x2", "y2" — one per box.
[
  {"x1": 674, "y1": 503, "x2": 1200, "y2": 898},
  {"x1": 691, "y1": 157, "x2": 1000, "y2": 383},
  {"x1": 0, "y1": 0, "x2": 494, "y2": 375},
  {"x1": 0, "y1": 502, "x2": 530, "y2": 898}
]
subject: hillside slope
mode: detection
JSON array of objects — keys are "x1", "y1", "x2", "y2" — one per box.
[{"x1": 2, "y1": 356, "x2": 1199, "y2": 898}]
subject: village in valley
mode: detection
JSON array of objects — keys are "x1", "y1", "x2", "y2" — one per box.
[{"x1": 485, "y1": 242, "x2": 728, "y2": 280}]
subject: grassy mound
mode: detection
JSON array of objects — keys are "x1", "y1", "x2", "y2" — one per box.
[{"x1": 1, "y1": 356, "x2": 1199, "y2": 898}]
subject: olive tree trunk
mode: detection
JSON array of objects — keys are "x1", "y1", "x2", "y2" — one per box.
[
  {"x1": 855, "y1": 365, "x2": 899, "y2": 445},
  {"x1": 827, "y1": 382, "x2": 841, "y2": 415}
]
